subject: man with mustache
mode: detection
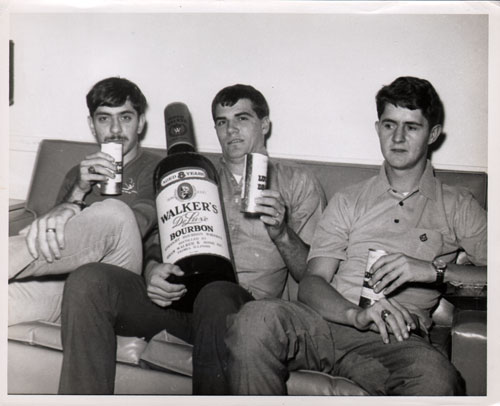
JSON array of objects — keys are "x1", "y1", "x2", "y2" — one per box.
[{"x1": 9, "y1": 77, "x2": 159, "y2": 325}]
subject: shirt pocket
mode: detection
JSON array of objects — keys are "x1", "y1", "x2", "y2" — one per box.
[{"x1": 399, "y1": 228, "x2": 444, "y2": 261}]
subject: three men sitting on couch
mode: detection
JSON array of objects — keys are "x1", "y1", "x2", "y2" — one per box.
[{"x1": 8, "y1": 76, "x2": 487, "y2": 396}]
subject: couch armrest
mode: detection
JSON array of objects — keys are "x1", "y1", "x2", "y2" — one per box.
[
  {"x1": 9, "y1": 199, "x2": 35, "y2": 237},
  {"x1": 451, "y1": 309, "x2": 487, "y2": 395}
]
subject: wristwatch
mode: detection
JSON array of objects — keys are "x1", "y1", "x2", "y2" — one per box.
[{"x1": 432, "y1": 259, "x2": 447, "y2": 285}]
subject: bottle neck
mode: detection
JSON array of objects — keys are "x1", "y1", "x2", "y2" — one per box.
[{"x1": 167, "y1": 142, "x2": 195, "y2": 155}]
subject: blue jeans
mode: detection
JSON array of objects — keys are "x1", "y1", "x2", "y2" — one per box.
[
  {"x1": 225, "y1": 299, "x2": 465, "y2": 395},
  {"x1": 8, "y1": 199, "x2": 142, "y2": 325},
  {"x1": 58, "y1": 265, "x2": 254, "y2": 395}
]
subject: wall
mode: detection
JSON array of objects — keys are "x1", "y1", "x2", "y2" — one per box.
[{"x1": 8, "y1": 9, "x2": 489, "y2": 200}]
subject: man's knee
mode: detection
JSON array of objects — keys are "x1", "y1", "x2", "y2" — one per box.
[
  {"x1": 89, "y1": 199, "x2": 136, "y2": 229},
  {"x1": 395, "y1": 345, "x2": 464, "y2": 395},
  {"x1": 225, "y1": 300, "x2": 291, "y2": 353},
  {"x1": 63, "y1": 263, "x2": 123, "y2": 305},
  {"x1": 416, "y1": 348, "x2": 464, "y2": 395},
  {"x1": 194, "y1": 281, "x2": 250, "y2": 314}
]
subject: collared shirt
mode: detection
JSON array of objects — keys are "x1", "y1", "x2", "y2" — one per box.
[
  {"x1": 216, "y1": 158, "x2": 325, "y2": 300},
  {"x1": 308, "y1": 160, "x2": 487, "y2": 328}
]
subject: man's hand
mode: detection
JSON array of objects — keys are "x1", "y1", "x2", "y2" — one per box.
[
  {"x1": 350, "y1": 297, "x2": 417, "y2": 344},
  {"x1": 254, "y1": 190, "x2": 287, "y2": 240},
  {"x1": 23, "y1": 203, "x2": 81, "y2": 262},
  {"x1": 76, "y1": 151, "x2": 118, "y2": 194},
  {"x1": 369, "y1": 253, "x2": 436, "y2": 296},
  {"x1": 145, "y1": 263, "x2": 187, "y2": 307}
]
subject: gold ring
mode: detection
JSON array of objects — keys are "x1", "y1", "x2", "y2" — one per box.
[{"x1": 88, "y1": 166, "x2": 96, "y2": 174}]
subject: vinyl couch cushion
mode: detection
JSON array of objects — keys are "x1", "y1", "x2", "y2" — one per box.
[{"x1": 8, "y1": 321, "x2": 148, "y2": 365}]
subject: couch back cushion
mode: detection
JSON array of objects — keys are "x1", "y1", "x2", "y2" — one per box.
[{"x1": 27, "y1": 139, "x2": 487, "y2": 216}]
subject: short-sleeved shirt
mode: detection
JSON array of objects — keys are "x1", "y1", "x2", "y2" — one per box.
[
  {"x1": 216, "y1": 158, "x2": 326, "y2": 300},
  {"x1": 56, "y1": 148, "x2": 161, "y2": 239},
  {"x1": 308, "y1": 161, "x2": 487, "y2": 328}
]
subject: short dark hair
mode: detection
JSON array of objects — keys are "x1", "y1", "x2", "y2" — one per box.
[
  {"x1": 86, "y1": 77, "x2": 148, "y2": 117},
  {"x1": 376, "y1": 76, "x2": 444, "y2": 128},
  {"x1": 211, "y1": 84, "x2": 269, "y2": 120}
]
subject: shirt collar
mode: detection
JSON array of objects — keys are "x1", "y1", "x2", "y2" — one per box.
[{"x1": 374, "y1": 160, "x2": 437, "y2": 201}]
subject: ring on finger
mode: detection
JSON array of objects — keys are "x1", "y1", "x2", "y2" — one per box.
[
  {"x1": 46, "y1": 228, "x2": 56, "y2": 233},
  {"x1": 381, "y1": 309, "x2": 391, "y2": 322},
  {"x1": 88, "y1": 166, "x2": 96, "y2": 174}
]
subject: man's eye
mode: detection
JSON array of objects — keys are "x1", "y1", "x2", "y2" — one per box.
[
  {"x1": 383, "y1": 123, "x2": 394, "y2": 130},
  {"x1": 216, "y1": 120, "x2": 226, "y2": 127},
  {"x1": 97, "y1": 116, "x2": 109, "y2": 123},
  {"x1": 238, "y1": 116, "x2": 248, "y2": 121},
  {"x1": 407, "y1": 126, "x2": 417, "y2": 131},
  {"x1": 121, "y1": 115, "x2": 133, "y2": 122}
]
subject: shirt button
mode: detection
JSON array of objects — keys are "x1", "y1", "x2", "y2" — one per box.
[
  {"x1": 399, "y1": 201, "x2": 404, "y2": 206},
  {"x1": 394, "y1": 219, "x2": 400, "y2": 223}
]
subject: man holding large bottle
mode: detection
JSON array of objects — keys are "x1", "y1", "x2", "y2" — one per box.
[{"x1": 58, "y1": 84, "x2": 325, "y2": 394}]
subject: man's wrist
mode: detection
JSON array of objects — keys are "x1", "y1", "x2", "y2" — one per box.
[
  {"x1": 346, "y1": 307, "x2": 359, "y2": 328},
  {"x1": 144, "y1": 260, "x2": 160, "y2": 285},
  {"x1": 270, "y1": 223, "x2": 289, "y2": 243},
  {"x1": 431, "y1": 259, "x2": 447, "y2": 285},
  {"x1": 70, "y1": 200, "x2": 87, "y2": 211}
]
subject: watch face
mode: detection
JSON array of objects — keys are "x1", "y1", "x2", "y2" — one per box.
[{"x1": 434, "y1": 259, "x2": 447, "y2": 270}]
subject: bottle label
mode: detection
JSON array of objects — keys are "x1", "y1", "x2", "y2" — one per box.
[{"x1": 156, "y1": 167, "x2": 231, "y2": 264}]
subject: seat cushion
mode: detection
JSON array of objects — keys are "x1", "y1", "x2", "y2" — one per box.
[{"x1": 8, "y1": 321, "x2": 147, "y2": 365}]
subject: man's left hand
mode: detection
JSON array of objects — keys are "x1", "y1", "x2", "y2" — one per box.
[
  {"x1": 369, "y1": 253, "x2": 436, "y2": 296},
  {"x1": 254, "y1": 190, "x2": 287, "y2": 240}
]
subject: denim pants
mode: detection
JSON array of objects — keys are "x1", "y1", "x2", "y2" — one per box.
[
  {"x1": 58, "y1": 265, "x2": 254, "y2": 395},
  {"x1": 225, "y1": 299, "x2": 465, "y2": 395},
  {"x1": 8, "y1": 199, "x2": 142, "y2": 325}
]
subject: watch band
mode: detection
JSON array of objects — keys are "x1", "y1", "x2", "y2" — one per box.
[
  {"x1": 432, "y1": 259, "x2": 447, "y2": 285},
  {"x1": 71, "y1": 200, "x2": 87, "y2": 211}
]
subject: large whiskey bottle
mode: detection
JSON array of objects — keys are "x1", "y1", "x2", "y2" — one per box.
[{"x1": 154, "y1": 102, "x2": 236, "y2": 312}]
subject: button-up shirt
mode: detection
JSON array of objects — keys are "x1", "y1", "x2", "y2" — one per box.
[
  {"x1": 308, "y1": 160, "x2": 487, "y2": 328},
  {"x1": 216, "y1": 158, "x2": 325, "y2": 299}
]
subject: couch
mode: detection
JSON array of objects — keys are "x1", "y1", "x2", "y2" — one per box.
[{"x1": 8, "y1": 139, "x2": 488, "y2": 396}]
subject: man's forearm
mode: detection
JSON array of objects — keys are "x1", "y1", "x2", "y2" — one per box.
[
  {"x1": 272, "y1": 225, "x2": 310, "y2": 282},
  {"x1": 298, "y1": 274, "x2": 359, "y2": 326},
  {"x1": 444, "y1": 263, "x2": 487, "y2": 286},
  {"x1": 60, "y1": 183, "x2": 89, "y2": 204}
]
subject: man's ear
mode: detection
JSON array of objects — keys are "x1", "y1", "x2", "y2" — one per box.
[
  {"x1": 261, "y1": 116, "x2": 271, "y2": 136},
  {"x1": 138, "y1": 114, "x2": 146, "y2": 135},
  {"x1": 428, "y1": 124, "x2": 442, "y2": 145},
  {"x1": 87, "y1": 116, "x2": 97, "y2": 138},
  {"x1": 374, "y1": 121, "x2": 381, "y2": 136}
]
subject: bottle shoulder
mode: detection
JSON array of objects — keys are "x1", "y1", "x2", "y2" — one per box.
[{"x1": 154, "y1": 152, "x2": 219, "y2": 181}]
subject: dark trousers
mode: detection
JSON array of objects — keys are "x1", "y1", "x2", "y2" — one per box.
[{"x1": 58, "y1": 263, "x2": 253, "y2": 395}]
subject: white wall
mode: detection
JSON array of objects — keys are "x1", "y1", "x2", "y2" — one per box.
[{"x1": 8, "y1": 10, "x2": 489, "y2": 200}]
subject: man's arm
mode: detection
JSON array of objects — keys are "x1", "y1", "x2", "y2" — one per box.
[
  {"x1": 299, "y1": 257, "x2": 416, "y2": 344},
  {"x1": 368, "y1": 254, "x2": 486, "y2": 296},
  {"x1": 270, "y1": 224, "x2": 310, "y2": 282},
  {"x1": 255, "y1": 190, "x2": 310, "y2": 281},
  {"x1": 57, "y1": 151, "x2": 118, "y2": 204}
]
